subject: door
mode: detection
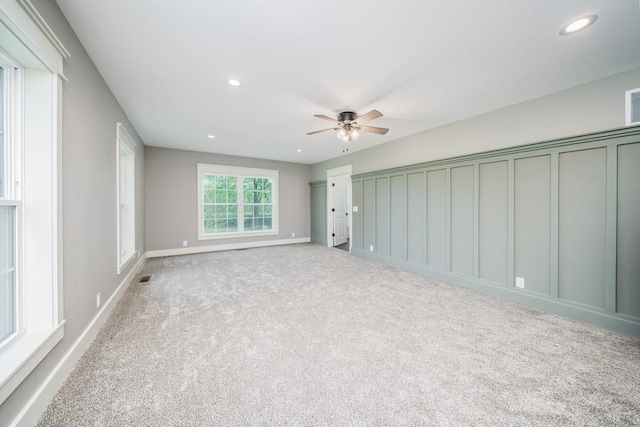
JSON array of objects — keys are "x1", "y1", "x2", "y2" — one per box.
[{"x1": 332, "y1": 178, "x2": 348, "y2": 246}]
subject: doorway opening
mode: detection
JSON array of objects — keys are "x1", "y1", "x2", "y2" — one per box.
[{"x1": 327, "y1": 165, "x2": 352, "y2": 253}]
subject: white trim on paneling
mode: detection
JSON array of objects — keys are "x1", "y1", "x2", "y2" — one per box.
[
  {"x1": 146, "y1": 237, "x2": 310, "y2": 258},
  {"x1": 9, "y1": 255, "x2": 147, "y2": 427}
]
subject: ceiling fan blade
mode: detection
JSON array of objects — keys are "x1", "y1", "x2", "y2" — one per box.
[
  {"x1": 307, "y1": 127, "x2": 338, "y2": 135},
  {"x1": 355, "y1": 110, "x2": 383, "y2": 124},
  {"x1": 357, "y1": 125, "x2": 389, "y2": 135},
  {"x1": 313, "y1": 114, "x2": 339, "y2": 123}
]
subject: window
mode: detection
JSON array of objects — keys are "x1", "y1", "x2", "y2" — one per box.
[
  {"x1": 116, "y1": 122, "x2": 137, "y2": 273},
  {"x1": 197, "y1": 164, "x2": 278, "y2": 239},
  {"x1": 0, "y1": 0, "x2": 68, "y2": 405},
  {"x1": 0, "y1": 56, "x2": 19, "y2": 347}
]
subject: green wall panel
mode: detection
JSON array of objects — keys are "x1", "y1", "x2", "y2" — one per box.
[
  {"x1": 375, "y1": 177, "x2": 390, "y2": 256},
  {"x1": 407, "y1": 172, "x2": 425, "y2": 264},
  {"x1": 327, "y1": 127, "x2": 640, "y2": 336},
  {"x1": 390, "y1": 175, "x2": 406, "y2": 260},
  {"x1": 558, "y1": 148, "x2": 607, "y2": 309},
  {"x1": 450, "y1": 166, "x2": 474, "y2": 276},
  {"x1": 352, "y1": 180, "x2": 363, "y2": 250},
  {"x1": 427, "y1": 170, "x2": 447, "y2": 269},
  {"x1": 363, "y1": 179, "x2": 375, "y2": 252},
  {"x1": 479, "y1": 161, "x2": 508, "y2": 285},
  {"x1": 617, "y1": 143, "x2": 640, "y2": 318},
  {"x1": 309, "y1": 183, "x2": 327, "y2": 245},
  {"x1": 558, "y1": 148, "x2": 607, "y2": 308},
  {"x1": 514, "y1": 155, "x2": 551, "y2": 295}
]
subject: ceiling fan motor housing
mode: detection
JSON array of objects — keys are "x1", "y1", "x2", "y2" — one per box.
[{"x1": 338, "y1": 111, "x2": 357, "y2": 123}]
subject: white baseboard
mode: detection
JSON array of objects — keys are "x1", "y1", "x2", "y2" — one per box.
[
  {"x1": 146, "y1": 237, "x2": 311, "y2": 258},
  {"x1": 11, "y1": 254, "x2": 147, "y2": 427}
]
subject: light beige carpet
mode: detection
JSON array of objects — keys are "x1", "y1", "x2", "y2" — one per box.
[{"x1": 38, "y1": 244, "x2": 640, "y2": 426}]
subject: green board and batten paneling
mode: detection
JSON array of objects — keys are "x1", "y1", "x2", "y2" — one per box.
[
  {"x1": 310, "y1": 127, "x2": 640, "y2": 337},
  {"x1": 309, "y1": 182, "x2": 327, "y2": 246}
]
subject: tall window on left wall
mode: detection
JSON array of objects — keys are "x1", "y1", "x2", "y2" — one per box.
[
  {"x1": 116, "y1": 122, "x2": 137, "y2": 274},
  {"x1": 0, "y1": 0, "x2": 69, "y2": 405},
  {"x1": 0, "y1": 53, "x2": 19, "y2": 347}
]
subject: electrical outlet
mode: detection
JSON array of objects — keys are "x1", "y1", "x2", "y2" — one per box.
[
  {"x1": 96, "y1": 292, "x2": 101, "y2": 308},
  {"x1": 291, "y1": 232, "x2": 295, "y2": 237},
  {"x1": 369, "y1": 245, "x2": 374, "y2": 252},
  {"x1": 182, "y1": 240, "x2": 188, "y2": 247},
  {"x1": 353, "y1": 206, "x2": 359, "y2": 212},
  {"x1": 515, "y1": 277, "x2": 525, "y2": 289}
]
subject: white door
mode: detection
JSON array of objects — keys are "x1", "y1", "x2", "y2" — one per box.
[{"x1": 332, "y1": 178, "x2": 348, "y2": 246}]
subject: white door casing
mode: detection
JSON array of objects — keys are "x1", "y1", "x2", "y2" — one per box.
[
  {"x1": 332, "y1": 177, "x2": 348, "y2": 246},
  {"x1": 326, "y1": 165, "x2": 352, "y2": 249}
]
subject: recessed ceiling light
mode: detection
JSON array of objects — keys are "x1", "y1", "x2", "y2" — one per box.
[
  {"x1": 207, "y1": 134, "x2": 215, "y2": 139},
  {"x1": 560, "y1": 15, "x2": 597, "y2": 35},
  {"x1": 296, "y1": 149, "x2": 303, "y2": 152},
  {"x1": 228, "y1": 79, "x2": 242, "y2": 87}
]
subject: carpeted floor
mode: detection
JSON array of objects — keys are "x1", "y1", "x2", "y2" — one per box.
[{"x1": 38, "y1": 244, "x2": 640, "y2": 426}]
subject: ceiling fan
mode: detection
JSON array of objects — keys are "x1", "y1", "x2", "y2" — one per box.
[{"x1": 307, "y1": 110, "x2": 389, "y2": 143}]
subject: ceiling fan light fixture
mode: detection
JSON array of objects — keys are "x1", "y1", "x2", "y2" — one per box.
[{"x1": 336, "y1": 127, "x2": 360, "y2": 143}]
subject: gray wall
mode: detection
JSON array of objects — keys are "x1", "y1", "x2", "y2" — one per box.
[
  {"x1": 0, "y1": 1, "x2": 146, "y2": 424},
  {"x1": 311, "y1": 67, "x2": 640, "y2": 181},
  {"x1": 345, "y1": 128, "x2": 640, "y2": 336},
  {"x1": 145, "y1": 147, "x2": 310, "y2": 252}
]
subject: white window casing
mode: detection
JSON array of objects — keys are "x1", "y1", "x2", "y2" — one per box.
[
  {"x1": 197, "y1": 163, "x2": 279, "y2": 240},
  {"x1": 0, "y1": 0, "x2": 69, "y2": 405},
  {"x1": 116, "y1": 122, "x2": 137, "y2": 274}
]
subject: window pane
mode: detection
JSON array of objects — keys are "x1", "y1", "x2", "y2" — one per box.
[
  {"x1": 204, "y1": 188, "x2": 215, "y2": 203},
  {"x1": 216, "y1": 205, "x2": 228, "y2": 219},
  {"x1": 204, "y1": 219, "x2": 216, "y2": 234},
  {"x1": 215, "y1": 190, "x2": 226, "y2": 203},
  {"x1": 0, "y1": 66, "x2": 4, "y2": 198},
  {"x1": 0, "y1": 205, "x2": 16, "y2": 343},
  {"x1": 228, "y1": 176, "x2": 237, "y2": 188},
  {"x1": 203, "y1": 205, "x2": 215, "y2": 219}
]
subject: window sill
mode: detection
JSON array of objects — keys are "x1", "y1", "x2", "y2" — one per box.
[
  {"x1": 117, "y1": 250, "x2": 138, "y2": 275},
  {"x1": 198, "y1": 230, "x2": 279, "y2": 241},
  {"x1": 0, "y1": 322, "x2": 65, "y2": 405}
]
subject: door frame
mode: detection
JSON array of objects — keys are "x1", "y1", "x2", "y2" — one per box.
[{"x1": 326, "y1": 165, "x2": 353, "y2": 251}]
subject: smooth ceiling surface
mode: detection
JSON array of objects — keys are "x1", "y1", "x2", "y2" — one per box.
[{"x1": 54, "y1": 1, "x2": 640, "y2": 164}]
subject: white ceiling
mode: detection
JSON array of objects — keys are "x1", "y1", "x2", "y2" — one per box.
[{"x1": 54, "y1": 1, "x2": 640, "y2": 164}]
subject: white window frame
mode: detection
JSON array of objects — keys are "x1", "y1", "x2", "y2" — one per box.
[
  {"x1": 0, "y1": 50, "x2": 23, "y2": 352},
  {"x1": 116, "y1": 122, "x2": 137, "y2": 274},
  {"x1": 197, "y1": 163, "x2": 279, "y2": 240},
  {"x1": 0, "y1": 0, "x2": 69, "y2": 405}
]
